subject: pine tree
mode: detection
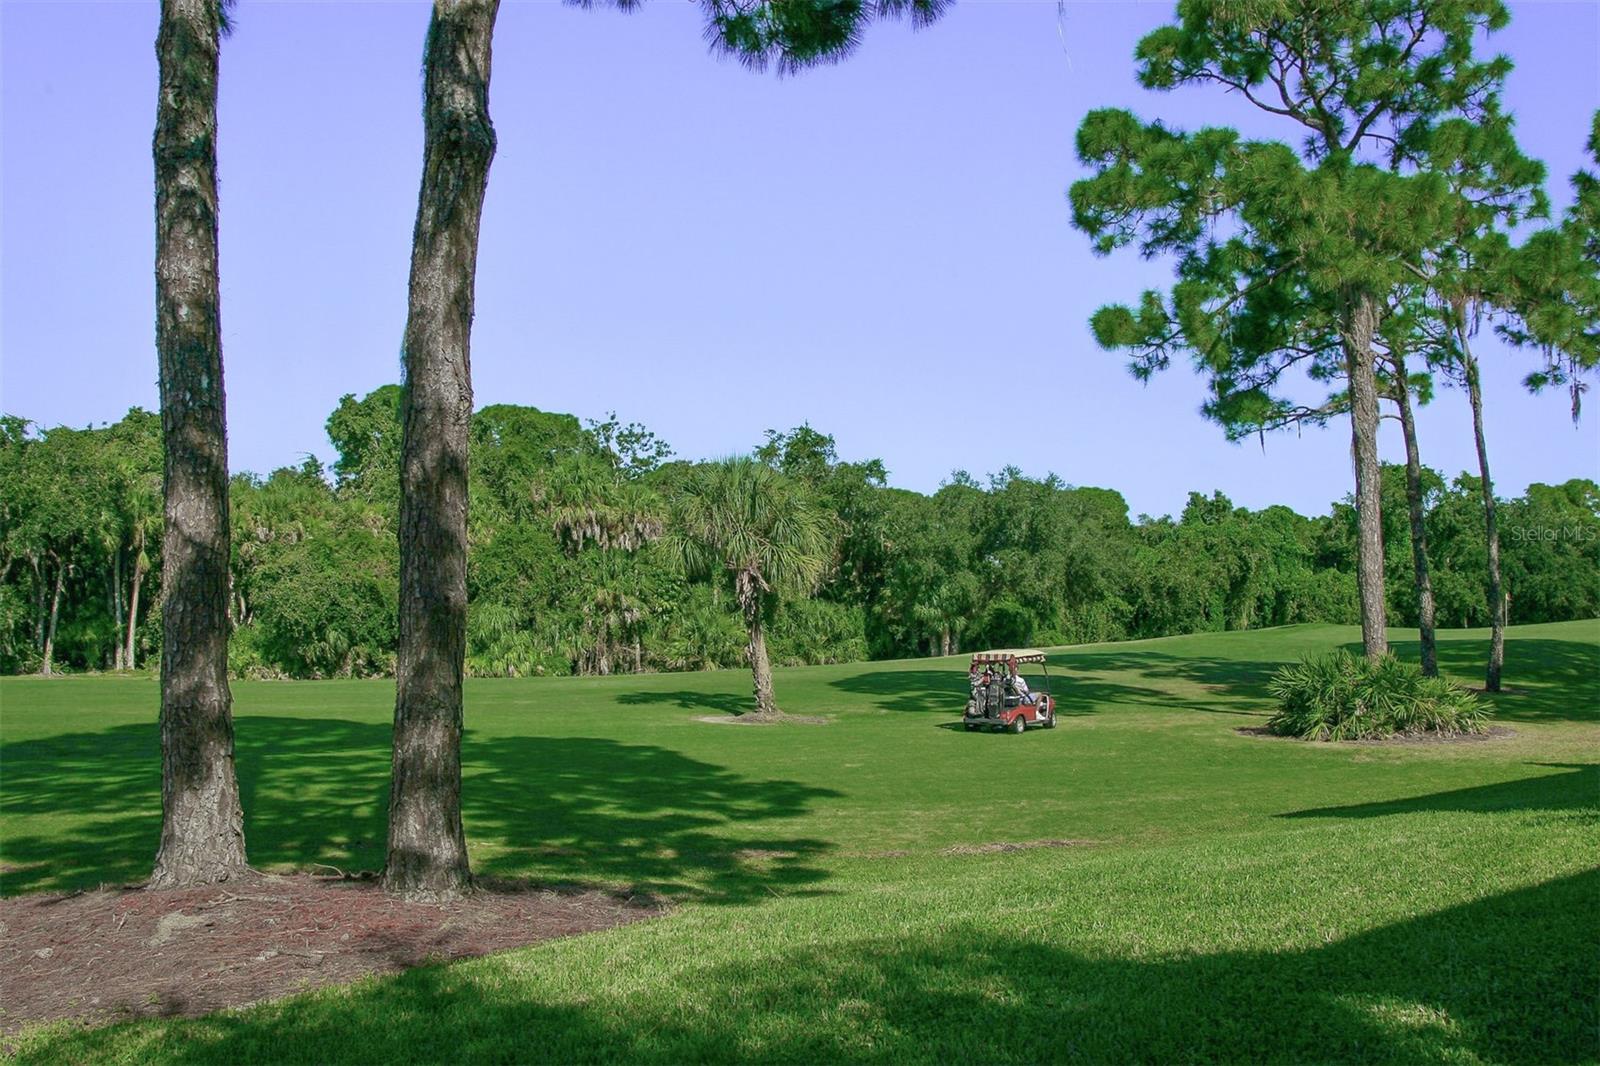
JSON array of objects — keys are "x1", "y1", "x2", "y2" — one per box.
[{"x1": 1071, "y1": 0, "x2": 1517, "y2": 663}]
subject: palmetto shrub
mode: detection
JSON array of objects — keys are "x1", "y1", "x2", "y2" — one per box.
[{"x1": 1267, "y1": 650, "x2": 1488, "y2": 740}]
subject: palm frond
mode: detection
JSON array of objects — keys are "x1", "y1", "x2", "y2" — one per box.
[{"x1": 666, "y1": 456, "x2": 831, "y2": 611}]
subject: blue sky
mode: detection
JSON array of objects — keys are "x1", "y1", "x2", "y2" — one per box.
[{"x1": 2, "y1": 0, "x2": 1596, "y2": 519}]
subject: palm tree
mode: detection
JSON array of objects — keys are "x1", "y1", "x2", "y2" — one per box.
[
  {"x1": 150, "y1": 0, "x2": 247, "y2": 888},
  {"x1": 668, "y1": 458, "x2": 829, "y2": 719}
]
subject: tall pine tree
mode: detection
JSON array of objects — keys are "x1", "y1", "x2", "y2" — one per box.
[{"x1": 1071, "y1": 0, "x2": 1516, "y2": 662}]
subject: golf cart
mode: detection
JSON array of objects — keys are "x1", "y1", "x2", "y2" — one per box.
[{"x1": 963, "y1": 649, "x2": 1056, "y2": 733}]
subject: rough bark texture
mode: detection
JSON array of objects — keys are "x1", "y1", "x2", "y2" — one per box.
[
  {"x1": 1462, "y1": 349, "x2": 1506, "y2": 692},
  {"x1": 1390, "y1": 352, "x2": 1438, "y2": 676},
  {"x1": 1342, "y1": 292, "x2": 1389, "y2": 661},
  {"x1": 742, "y1": 591, "x2": 779, "y2": 718},
  {"x1": 386, "y1": 0, "x2": 500, "y2": 901},
  {"x1": 150, "y1": 0, "x2": 248, "y2": 889}
]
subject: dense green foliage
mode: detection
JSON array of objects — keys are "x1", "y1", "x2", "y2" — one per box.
[
  {"x1": 3, "y1": 397, "x2": 1597, "y2": 679},
  {"x1": 0, "y1": 411, "x2": 163, "y2": 675},
  {"x1": 2, "y1": 622, "x2": 1595, "y2": 1061},
  {"x1": 1267, "y1": 649, "x2": 1486, "y2": 740}
]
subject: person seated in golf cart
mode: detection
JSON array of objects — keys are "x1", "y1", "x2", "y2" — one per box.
[{"x1": 963, "y1": 649, "x2": 1056, "y2": 732}]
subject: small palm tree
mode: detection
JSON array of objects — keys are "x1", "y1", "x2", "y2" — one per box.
[{"x1": 667, "y1": 458, "x2": 830, "y2": 719}]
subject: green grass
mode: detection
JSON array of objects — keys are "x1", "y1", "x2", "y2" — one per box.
[{"x1": 2, "y1": 621, "x2": 1596, "y2": 1063}]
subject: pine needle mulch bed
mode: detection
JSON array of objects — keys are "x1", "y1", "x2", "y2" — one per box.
[{"x1": 0, "y1": 872, "x2": 663, "y2": 1039}]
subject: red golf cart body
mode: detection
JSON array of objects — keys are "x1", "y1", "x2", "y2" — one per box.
[{"x1": 963, "y1": 649, "x2": 1056, "y2": 733}]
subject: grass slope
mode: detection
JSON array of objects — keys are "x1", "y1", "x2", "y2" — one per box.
[{"x1": 2, "y1": 621, "x2": 1596, "y2": 1063}]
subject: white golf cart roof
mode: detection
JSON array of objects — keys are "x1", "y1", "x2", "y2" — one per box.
[{"x1": 969, "y1": 649, "x2": 1047, "y2": 665}]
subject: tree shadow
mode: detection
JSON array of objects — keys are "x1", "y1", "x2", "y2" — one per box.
[
  {"x1": 0, "y1": 721, "x2": 162, "y2": 894},
  {"x1": 615, "y1": 689, "x2": 752, "y2": 716},
  {"x1": 1279, "y1": 763, "x2": 1599, "y2": 821},
  {"x1": 1048, "y1": 631, "x2": 1600, "y2": 723},
  {"x1": 827, "y1": 669, "x2": 1114, "y2": 717},
  {"x1": 826, "y1": 669, "x2": 978, "y2": 715},
  {"x1": 20, "y1": 868, "x2": 1595, "y2": 1063},
  {"x1": 1040, "y1": 648, "x2": 1283, "y2": 717},
  {"x1": 462, "y1": 732, "x2": 839, "y2": 901},
  {"x1": 1348, "y1": 637, "x2": 1600, "y2": 723},
  {"x1": 1, "y1": 716, "x2": 840, "y2": 903}
]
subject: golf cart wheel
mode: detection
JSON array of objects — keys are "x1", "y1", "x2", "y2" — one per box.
[
  {"x1": 1009, "y1": 714, "x2": 1026, "y2": 735},
  {"x1": 1045, "y1": 709, "x2": 1057, "y2": 729},
  {"x1": 964, "y1": 722, "x2": 978, "y2": 732}
]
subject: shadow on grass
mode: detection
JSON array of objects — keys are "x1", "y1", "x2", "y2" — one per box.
[
  {"x1": 615, "y1": 689, "x2": 752, "y2": 716},
  {"x1": 1280, "y1": 763, "x2": 1599, "y2": 821},
  {"x1": 0, "y1": 717, "x2": 840, "y2": 902},
  {"x1": 16, "y1": 868, "x2": 1595, "y2": 1063},
  {"x1": 0, "y1": 717, "x2": 161, "y2": 894},
  {"x1": 828, "y1": 669, "x2": 1115, "y2": 717},
  {"x1": 1030, "y1": 632, "x2": 1598, "y2": 723},
  {"x1": 1345, "y1": 637, "x2": 1600, "y2": 723},
  {"x1": 1046, "y1": 648, "x2": 1282, "y2": 717}
]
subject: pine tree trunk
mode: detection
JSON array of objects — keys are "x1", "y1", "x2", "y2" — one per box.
[
  {"x1": 940, "y1": 625, "x2": 952, "y2": 658},
  {"x1": 1341, "y1": 291, "x2": 1389, "y2": 661},
  {"x1": 1390, "y1": 352, "x2": 1438, "y2": 676},
  {"x1": 386, "y1": 0, "x2": 500, "y2": 901},
  {"x1": 150, "y1": 0, "x2": 248, "y2": 889},
  {"x1": 1462, "y1": 347, "x2": 1505, "y2": 691},
  {"x1": 40, "y1": 558, "x2": 64, "y2": 676}
]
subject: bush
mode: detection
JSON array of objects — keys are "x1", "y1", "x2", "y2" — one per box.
[
  {"x1": 466, "y1": 603, "x2": 574, "y2": 678},
  {"x1": 768, "y1": 599, "x2": 869, "y2": 666},
  {"x1": 653, "y1": 588, "x2": 747, "y2": 672},
  {"x1": 1267, "y1": 650, "x2": 1488, "y2": 741},
  {"x1": 971, "y1": 598, "x2": 1035, "y2": 651},
  {"x1": 251, "y1": 526, "x2": 398, "y2": 678}
]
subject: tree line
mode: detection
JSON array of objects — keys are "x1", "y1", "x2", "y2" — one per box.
[{"x1": 6, "y1": 399, "x2": 1597, "y2": 682}]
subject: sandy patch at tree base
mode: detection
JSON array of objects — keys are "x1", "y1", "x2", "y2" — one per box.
[{"x1": 693, "y1": 711, "x2": 829, "y2": 725}]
